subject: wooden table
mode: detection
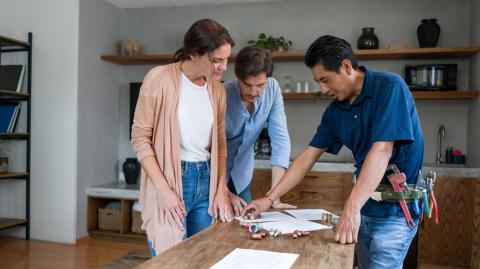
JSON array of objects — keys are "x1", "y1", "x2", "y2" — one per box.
[{"x1": 137, "y1": 220, "x2": 354, "y2": 269}]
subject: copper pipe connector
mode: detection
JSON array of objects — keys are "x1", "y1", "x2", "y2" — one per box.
[
  {"x1": 250, "y1": 232, "x2": 263, "y2": 240},
  {"x1": 260, "y1": 230, "x2": 268, "y2": 238}
]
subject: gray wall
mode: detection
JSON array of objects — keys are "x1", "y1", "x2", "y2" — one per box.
[
  {"x1": 0, "y1": 0, "x2": 79, "y2": 243},
  {"x1": 77, "y1": 0, "x2": 121, "y2": 238},
  {"x1": 468, "y1": 0, "x2": 480, "y2": 167},
  {"x1": 117, "y1": 0, "x2": 475, "y2": 169}
]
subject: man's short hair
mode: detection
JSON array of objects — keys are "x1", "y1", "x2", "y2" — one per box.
[
  {"x1": 234, "y1": 46, "x2": 274, "y2": 80},
  {"x1": 304, "y1": 35, "x2": 359, "y2": 72}
]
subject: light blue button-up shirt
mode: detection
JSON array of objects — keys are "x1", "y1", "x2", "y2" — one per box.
[{"x1": 224, "y1": 77, "x2": 291, "y2": 194}]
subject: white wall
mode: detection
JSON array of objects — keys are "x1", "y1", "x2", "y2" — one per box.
[
  {"x1": 77, "y1": 0, "x2": 120, "y2": 238},
  {"x1": 117, "y1": 0, "x2": 474, "y2": 166},
  {"x1": 0, "y1": 0, "x2": 79, "y2": 243},
  {"x1": 467, "y1": 0, "x2": 480, "y2": 167}
]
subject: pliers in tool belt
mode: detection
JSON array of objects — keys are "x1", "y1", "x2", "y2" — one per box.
[{"x1": 426, "y1": 171, "x2": 439, "y2": 224}]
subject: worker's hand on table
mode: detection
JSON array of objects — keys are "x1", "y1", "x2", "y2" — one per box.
[
  {"x1": 156, "y1": 188, "x2": 186, "y2": 231},
  {"x1": 241, "y1": 197, "x2": 272, "y2": 219},
  {"x1": 213, "y1": 189, "x2": 234, "y2": 222},
  {"x1": 272, "y1": 199, "x2": 297, "y2": 209},
  {"x1": 227, "y1": 191, "x2": 247, "y2": 216},
  {"x1": 334, "y1": 202, "x2": 360, "y2": 244}
]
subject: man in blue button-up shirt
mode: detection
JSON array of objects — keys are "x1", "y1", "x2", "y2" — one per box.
[
  {"x1": 223, "y1": 46, "x2": 294, "y2": 216},
  {"x1": 243, "y1": 36, "x2": 424, "y2": 269}
]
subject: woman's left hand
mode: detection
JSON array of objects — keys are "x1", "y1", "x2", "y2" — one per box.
[{"x1": 213, "y1": 189, "x2": 234, "y2": 222}]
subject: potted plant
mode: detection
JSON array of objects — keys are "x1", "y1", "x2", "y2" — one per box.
[{"x1": 248, "y1": 33, "x2": 293, "y2": 52}]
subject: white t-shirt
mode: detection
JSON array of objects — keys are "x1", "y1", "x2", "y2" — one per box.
[{"x1": 178, "y1": 72, "x2": 214, "y2": 161}]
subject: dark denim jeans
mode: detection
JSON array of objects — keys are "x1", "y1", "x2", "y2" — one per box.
[
  {"x1": 148, "y1": 160, "x2": 212, "y2": 257},
  {"x1": 227, "y1": 178, "x2": 252, "y2": 203}
]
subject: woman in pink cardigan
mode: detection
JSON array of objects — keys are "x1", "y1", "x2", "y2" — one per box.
[{"x1": 131, "y1": 18, "x2": 235, "y2": 256}]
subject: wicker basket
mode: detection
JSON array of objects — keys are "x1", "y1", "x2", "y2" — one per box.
[
  {"x1": 131, "y1": 210, "x2": 145, "y2": 234},
  {"x1": 98, "y1": 207, "x2": 120, "y2": 231}
]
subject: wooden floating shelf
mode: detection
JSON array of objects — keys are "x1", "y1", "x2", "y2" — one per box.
[
  {"x1": 0, "y1": 90, "x2": 29, "y2": 101},
  {"x1": 0, "y1": 35, "x2": 30, "y2": 48},
  {"x1": 0, "y1": 90, "x2": 29, "y2": 96},
  {"x1": 101, "y1": 46, "x2": 480, "y2": 65},
  {"x1": 282, "y1": 91, "x2": 480, "y2": 100},
  {"x1": 411, "y1": 91, "x2": 480, "y2": 99},
  {"x1": 0, "y1": 172, "x2": 29, "y2": 180},
  {"x1": 0, "y1": 133, "x2": 30, "y2": 139},
  {"x1": 354, "y1": 46, "x2": 480, "y2": 60},
  {"x1": 0, "y1": 218, "x2": 28, "y2": 230}
]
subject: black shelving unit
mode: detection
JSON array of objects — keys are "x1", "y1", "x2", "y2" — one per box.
[{"x1": 0, "y1": 33, "x2": 32, "y2": 239}]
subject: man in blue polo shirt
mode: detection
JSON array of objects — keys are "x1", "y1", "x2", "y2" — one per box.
[
  {"x1": 224, "y1": 46, "x2": 295, "y2": 216},
  {"x1": 242, "y1": 36, "x2": 424, "y2": 269}
]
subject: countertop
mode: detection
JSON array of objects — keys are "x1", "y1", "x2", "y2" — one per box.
[
  {"x1": 87, "y1": 182, "x2": 139, "y2": 199},
  {"x1": 254, "y1": 159, "x2": 480, "y2": 178},
  {"x1": 88, "y1": 160, "x2": 480, "y2": 200}
]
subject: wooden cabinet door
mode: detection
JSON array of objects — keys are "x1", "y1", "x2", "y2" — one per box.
[
  {"x1": 418, "y1": 176, "x2": 480, "y2": 268},
  {"x1": 250, "y1": 169, "x2": 353, "y2": 212}
]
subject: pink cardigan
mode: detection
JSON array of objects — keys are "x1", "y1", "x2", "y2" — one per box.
[{"x1": 131, "y1": 62, "x2": 227, "y2": 254}]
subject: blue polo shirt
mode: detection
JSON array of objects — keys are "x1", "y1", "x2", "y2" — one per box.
[{"x1": 309, "y1": 66, "x2": 424, "y2": 218}]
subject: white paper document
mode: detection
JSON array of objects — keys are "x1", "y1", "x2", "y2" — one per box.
[
  {"x1": 210, "y1": 248, "x2": 299, "y2": 269},
  {"x1": 261, "y1": 218, "x2": 330, "y2": 234},
  {"x1": 234, "y1": 211, "x2": 295, "y2": 223},
  {"x1": 285, "y1": 209, "x2": 339, "y2": 221}
]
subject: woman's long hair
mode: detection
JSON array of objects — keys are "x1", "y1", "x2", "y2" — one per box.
[{"x1": 172, "y1": 18, "x2": 235, "y2": 63}]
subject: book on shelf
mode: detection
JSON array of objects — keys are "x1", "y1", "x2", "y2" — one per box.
[
  {"x1": 8, "y1": 105, "x2": 21, "y2": 132},
  {"x1": 0, "y1": 65, "x2": 25, "y2": 92},
  {"x1": 0, "y1": 103, "x2": 21, "y2": 132}
]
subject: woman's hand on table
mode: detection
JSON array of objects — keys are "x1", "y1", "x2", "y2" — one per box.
[{"x1": 213, "y1": 188, "x2": 234, "y2": 222}]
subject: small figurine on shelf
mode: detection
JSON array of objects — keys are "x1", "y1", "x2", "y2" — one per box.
[{"x1": 121, "y1": 39, "x2": 142, "y2": 56}]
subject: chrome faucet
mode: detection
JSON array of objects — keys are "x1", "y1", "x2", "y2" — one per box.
[{"x1": 436, "y1": 125, "x2": 445, "y2": 164}]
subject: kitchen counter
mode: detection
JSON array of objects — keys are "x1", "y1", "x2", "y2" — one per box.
[
  {"x1": 86, "y1": 161, "x2": 480, "y2": 201},
  {"x1": 254, "y1": 159, "x2": 480, "y2": 178},
  {"x1": 87, "y1": 182, "x2": 139, "y2": 199}
]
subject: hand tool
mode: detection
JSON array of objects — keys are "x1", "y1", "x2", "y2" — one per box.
[{"x1": 387, "y1": 166, "x2": 415, "y2": 228}]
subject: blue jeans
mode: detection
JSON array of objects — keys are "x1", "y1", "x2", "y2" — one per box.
[
  {"x1": 227, "y1": 178, "x2": 252, "y2": 203},
  {"x1": 355, "y1": 215, "x2": 419, "y2": 269},
  {"x1": 181, "y1": 160, "x2": 212, "y2": 238},
  {"x1": 148, "y1": 160, "x2": 212, "y2": 257},
  {"x1": 148, "y1": 239, "x2": 156, "y2": 257}
]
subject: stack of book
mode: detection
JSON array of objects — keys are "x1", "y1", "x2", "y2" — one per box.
[{"x1": 0, "y1": 65, "x2": 25, "y2": 133}]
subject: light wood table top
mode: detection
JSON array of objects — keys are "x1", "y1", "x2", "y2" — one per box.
[{"x1": 137, "y1": 220, "x2": 354, "y2": 269}]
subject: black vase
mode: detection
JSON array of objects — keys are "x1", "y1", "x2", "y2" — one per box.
[
  {"x1": 123, "y1": 158, "x2": 140, "y2": 184},
  {"x1": 357, "y1": 27, "x2": 379, "y2": 50},
  {"x1": 417, "y1": 18, "x2": 440, "y2": 48}
]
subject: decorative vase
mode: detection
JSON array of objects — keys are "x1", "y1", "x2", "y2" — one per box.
[
  {"x1": 357, "y1": 27, "x2": 379, "y2": 50},
  {"x1": 123, "y1": 158, "x2": 140, "y2": 184},
  {"x1": 417, "y1": 18, "x2": 440, "y2": 48}
]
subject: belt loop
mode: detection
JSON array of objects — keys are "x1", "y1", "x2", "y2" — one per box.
[
  {"x1": 195, "y1": 161, "x2": 200, "y2": 174},
  {"x1": 205, "y1": 159, "x2": 210, "y2": 172}
]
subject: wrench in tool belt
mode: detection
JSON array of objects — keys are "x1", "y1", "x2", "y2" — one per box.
[{"x1": 388, "y1": 171, "x2": 415, "y2": 228}]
